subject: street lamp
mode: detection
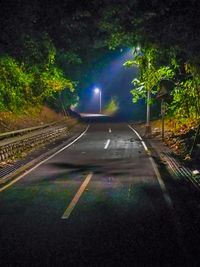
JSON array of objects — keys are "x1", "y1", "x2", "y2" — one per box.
[
  {"x1": 134, "y1": 45, "x2": 151, "y2": 136},
  {"x1": 145, "y1": 90, "x2": 152, "y2": 136},
  {"x1": 145, "y1": 62, "x2": 152, "y2": 136},
  {"x1": 94, "y1": 87, "x2": 102, "y2": 113}
]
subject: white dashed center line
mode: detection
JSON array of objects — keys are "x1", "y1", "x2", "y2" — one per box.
[
  {"x1": 104, "y1": 139, "x2": 110, "y2": 149},
  {"x1": 109, "y1": 128, "x2": 112, "y2": 133}
]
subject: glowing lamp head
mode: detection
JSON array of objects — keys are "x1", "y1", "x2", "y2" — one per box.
[
  {"x1": 94, "y1": 87, "x2": 100, "y2": 94},
  {"x1": 136, "y1": 45, "x2": 141, "y2": 52}
]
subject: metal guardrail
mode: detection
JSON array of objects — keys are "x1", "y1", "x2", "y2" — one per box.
[{"x1": 0, "y1": 121, "x2": 59, "y2": 140}]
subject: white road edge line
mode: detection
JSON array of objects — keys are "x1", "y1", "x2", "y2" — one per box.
[
  {"x1": 104, "y1": 139, "x2": 110, "y2": 149},
  {"x1": 128, "y1": 124, "x2": 173, "y2": 207},
  {"x1": 128, "y1": 125, "x2": 148, "y2": 151},
  {"x1": 0, "y1": 125, "x2": 90, "y2": 193},
  {"x1": 61, "y1": 172, "x2": 93, "y2": 219},
  {"x1": 109, "y1": 128, "x2": 112, "y2": 133}
]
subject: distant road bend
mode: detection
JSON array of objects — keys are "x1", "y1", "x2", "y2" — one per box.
[{"x1": 0, "y1": 116, "x2": 198, "y2": 266}]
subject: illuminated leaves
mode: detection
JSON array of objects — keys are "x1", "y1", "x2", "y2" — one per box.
[
  {"x1": 0, "y1": 54, "x2": 75, "y2": 112},
  {"x1": 125, "y1": 48, "x2": 175, "y2": 103},
  {"x1": 103, "y1": 97, "x2": 119, "y2": 115},
  {"x1": 0, "y1": 56, "x2": 33, "y2": 111}
]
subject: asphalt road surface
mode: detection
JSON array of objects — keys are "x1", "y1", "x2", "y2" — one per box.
[{"x1": 0, "y1": 120, "x2": 200, "y2": 266}]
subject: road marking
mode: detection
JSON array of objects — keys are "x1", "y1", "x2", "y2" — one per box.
[
  {"x1": 128, "y1": 124, "x2": 173, "y2": 207},
  {"x1": 61, "y1": 172, "x2": 93, "y2": 219},
  {"x1": 104, "y1": 139, "x2": 110, "y2": 149},
  {"x1": 0, "y1": 125, "x2": 90, "y2": 193},
  {"x1": 128, "y1": 124, "x2": 189, "y2": 251},
  {"x1": 109, "y1": 128, "x2": 112, "y2": 133},
  {"x1": 128, "y1": 125, "x2": 148, "y2": 151}
]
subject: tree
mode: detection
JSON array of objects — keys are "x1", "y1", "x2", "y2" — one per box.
[
  {"x1": 0, "y1": 56, "x2": 33, "y2": 111},
  {"x1": 124, "y1": 48, "x2": 175, "y2": 103}
]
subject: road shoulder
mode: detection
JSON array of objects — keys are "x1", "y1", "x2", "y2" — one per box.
[
  {"x1": 0, "y1": 123, "x2": 88, "y2": 190},
  {"x1": 132, "y1": 123, "x2": 200, "y2": 191}
]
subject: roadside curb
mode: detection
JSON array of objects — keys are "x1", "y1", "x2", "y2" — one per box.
[
  {"x1": 149, "y1": 139, "x2": 200, "y2": 192},
  {"x1": 147, "y1": 138, "x2": 200, "y2": 192},
  {"x1": 0, "y1": 124, "x2": 89, "y2": 191},
  {"x1": 159, "y1": 151, "x2": 200, "y2": 191},
  {"x1": 132, "y1": 124, "x2": 200, "y2": 192}
]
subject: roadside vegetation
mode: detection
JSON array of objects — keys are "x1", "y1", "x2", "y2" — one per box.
[
  {"x1": 148, "y1": 118, "x2": 198, "y2": 157},
  {"x1": 0, "y1": 33, "x2": 80, "y2": 131},
  {"x1": 0, "y1": 1, "x2": 199, "y2": 158},
  {"x1": 0, "y1": 34, "x2": 77, "y2": 113},
  {"x1": 98, "y1": 0, "x2": 200, "y2": 159},
  {"x1": 103, "y1": 97, "x2": 119, "y2": 116},
  {"x1": 99, "y1": 1, "x2": 200, "y2": 123},
  {"x1": 123, "y1": 48, "x2": 200, "y2": 158},
  {"x1": 0, "y1": 106, "x2": 64, "y2": 133}
]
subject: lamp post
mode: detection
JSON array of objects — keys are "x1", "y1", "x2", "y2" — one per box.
[
  {"x1": 134, "y1": 45, "x2": 151, "y2": 136},
  {"x1": 145, "y1": 89, "x2": 152, "y2": 136},
  {"x1": 94, "y1": 87, "x2": 102, "y2": 113},
  {"x1": 145, "y1": 61, "x2": 152, "y2": 136}
]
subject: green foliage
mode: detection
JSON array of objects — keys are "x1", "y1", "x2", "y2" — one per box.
[
  {"x1": 0, "y1": 37, "x2": 76, "y2": 112},
  {"x1": 32, "y1": 66, "x2": 74, "y2": 100},
  {"x1": 125, "y1": 48, "x2": 175, "y2": 103},
  {"x1": 125, "y1": 46, "x2": 200, "y2": 122},
  {"x1": 170, "y1": 74, "x2": 200, "y2": 120},
  {"x1": 57, "y1": 51, "x2": 82, "y2": 66},
  {"x1": 0, "y1": 56, "x2": 33, "y2": 111},
  {"x1": 103, "y1": 97, "x2": 119, "y2": 115},
  {"x1": 21, "y1": 34, "x2": 56, "y2": 69},
  {"x1": 1, "y1": 0, "x2": 200, "y2": 123},
  {"x1": 46, "y1": 89, "x2": 79, "y2": 113}
]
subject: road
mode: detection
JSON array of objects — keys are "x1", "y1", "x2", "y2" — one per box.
[{"x1": 0, "y1": 120, "x2": 200, "y2": 266}]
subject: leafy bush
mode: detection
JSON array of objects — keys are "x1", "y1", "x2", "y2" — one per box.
[
  {"x1": 103, "y1": 97, "x2": 119, "y2": 115},
  {"x1": 0, "y1": 56, "x2": 33, "y2": 111},
  {"x1": 0, "y1": 35, "x2": 77, "y2": 112},
  {"x1": 125, "y1": 47, "x2": 200, "y2": 123}
]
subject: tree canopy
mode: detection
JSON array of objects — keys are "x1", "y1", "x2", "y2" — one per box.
[{"x1": 0, "y1": 0, "x2": 199, "y2": 120}]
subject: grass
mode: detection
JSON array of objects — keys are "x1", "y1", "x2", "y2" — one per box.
[
  {"x1": 136, "y1": 116, "x2": 199, "y2": 159},
  {"x1": 0, "y1": 106, "x2": 64, "y2": 133},
  {"x1": 150, "y1": 117, "x2": 199, "y2": 158},
  {"x1": 0, "y1": 106, "x2": 79, "y2": 167}
]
